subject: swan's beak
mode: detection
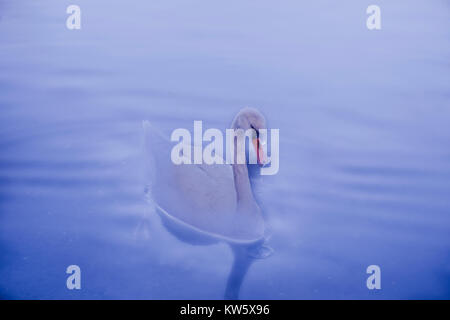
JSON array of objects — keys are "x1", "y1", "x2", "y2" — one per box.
[{"x1": 252, "y1": 138, "x2": 267, "y2": 166}]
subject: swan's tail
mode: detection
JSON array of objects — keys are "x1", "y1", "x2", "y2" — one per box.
[
  {"x1": 142, "y1": 120, "x2": 156, "y2": 184},
  {"x1": 134, "y1": 121, "x2": 165, "y2": 242},
  {"x1": 142, "y1": 120, "x2": 169, "y2": 184}
]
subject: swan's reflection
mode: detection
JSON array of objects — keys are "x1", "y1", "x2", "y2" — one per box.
[{"x1": 143, "y1": 108, "x2": 273, "y2": 299}]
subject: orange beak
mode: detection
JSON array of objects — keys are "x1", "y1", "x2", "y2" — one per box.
[{"x1": 252, "y1": 138, "x2": 267, "y2": 165}]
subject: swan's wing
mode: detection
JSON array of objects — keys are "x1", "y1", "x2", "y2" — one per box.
[
  {"x1": 143, "y1": 122, "x2": 238, "y2": 236},
  {"x1": 156, "y1": 151, "x2": 238, "y2": 236}
]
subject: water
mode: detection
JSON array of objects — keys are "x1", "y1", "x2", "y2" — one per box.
[{"x1": 0, "y1": 0, "x2": 449, "y2": 299}]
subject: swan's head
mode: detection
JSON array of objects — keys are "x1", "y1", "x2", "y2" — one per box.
[{"x1": 231, "y1": 107, "x2": 268, "y2": 166}]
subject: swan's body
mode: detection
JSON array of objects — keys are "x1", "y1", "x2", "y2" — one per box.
[{"x1": 142, "y1": 108, "x2": 272, "y2": 299}]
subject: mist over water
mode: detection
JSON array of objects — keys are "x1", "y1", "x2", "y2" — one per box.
[{"x1": 0, "y1": 0, "x2": 449, "y2": 299}]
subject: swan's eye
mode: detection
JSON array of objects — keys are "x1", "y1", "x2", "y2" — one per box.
[{"x1": 250, "y1": 125, "x2": 259, "y2": 138}]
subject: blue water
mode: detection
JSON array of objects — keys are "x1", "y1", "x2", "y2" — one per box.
[{"x1": 0, "y1": 0, "x2": 449, "y2": 299}]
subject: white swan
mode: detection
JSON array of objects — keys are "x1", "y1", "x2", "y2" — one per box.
[{"x1": 143, "y1": 107, "x2": 272, "y2": 299}]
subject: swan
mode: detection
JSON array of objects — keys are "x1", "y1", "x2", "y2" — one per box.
[{"x1": 142, "y1": 107, "x2": 273, "y2": 299}]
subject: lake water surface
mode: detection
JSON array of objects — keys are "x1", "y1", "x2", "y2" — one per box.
[{"x1": 0, "y1": 0, "x2": 449, "y2": 299}]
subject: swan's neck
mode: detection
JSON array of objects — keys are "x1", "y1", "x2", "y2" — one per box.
[
  {"x1": 232, "y1": 164, "x2": 254, "y2": 208},
  {"x1": 231, "y1": 128, "x2": 259, "y2": 212},
  {"x1": 232, "y1": 133, "x2": 256, "y2": 210}
]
